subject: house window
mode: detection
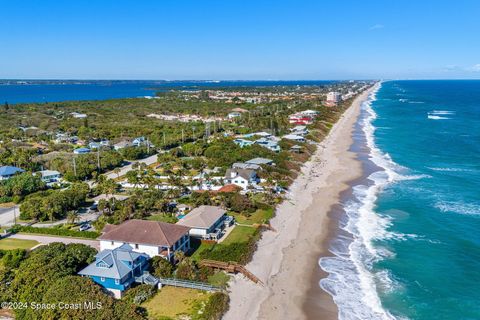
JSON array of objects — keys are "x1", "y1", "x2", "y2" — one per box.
[
  {"x1": 115, "y1": 279, "x2": 120, "y2": 285},
  {"x1": 100, "y1": 277, "x2": 105, "y2": 282},
  {"x1": 135, "y1": 244, "x2": 139, "y2": 249}
]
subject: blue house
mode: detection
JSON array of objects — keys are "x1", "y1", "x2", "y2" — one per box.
[
  {"x1": 73, "y1": 147, "x2": 91, "y2": 154},
  {"x1": 0, "y1": 166, "x2": 24, "y2": 181},
  {"x1": 78, "y1": 244, "x2": 152, "y2": 298},
  {"x1": 233, "y1": 138, "x2": 254, "y2": 148}
]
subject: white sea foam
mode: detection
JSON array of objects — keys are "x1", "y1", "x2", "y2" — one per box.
[
  {"x1": 430, "y1": 110, "x2": 455, "y2": 115},
  {"x1": 427, "y1": 115, "x2": 449, "y2": 120},
  {"x1": 435, "y1": 201, "x2": 480, "y2": 216},
  {"x1": 320, "y1": 83, "x2": 405, "y2": 320},
  {"x1": 427, "y1": 167, "x2": 475, "y2": 172}
]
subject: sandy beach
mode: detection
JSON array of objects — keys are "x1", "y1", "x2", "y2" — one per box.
[{"x1": 223, "y1": 87, "x2": 374, "y2": 320}]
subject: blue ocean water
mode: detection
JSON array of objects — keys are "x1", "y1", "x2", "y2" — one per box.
[
  {"x1": 321, "y1": 80, "x2": 480, "y2": 319},
  {"x1": 0, "y1": 80, "x2": 334, "y2": 104}
]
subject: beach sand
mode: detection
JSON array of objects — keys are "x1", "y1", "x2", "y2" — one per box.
[{"x1": 223, "y1": 88, "x2": 374, "y2": 320}]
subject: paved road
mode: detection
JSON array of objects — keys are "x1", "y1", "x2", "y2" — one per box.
[
  {"x1": 104, "y1": 153, "x2": 159, "y2": 180},
  {"x1": 10, "y1": 233, "x2": 99, "y2": 250},
  {"x1": 0, "y1": 205, "x2": 19, "y2": 227}
]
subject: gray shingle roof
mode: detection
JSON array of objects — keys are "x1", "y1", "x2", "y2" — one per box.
[
  {"x1": 78, "y1": 244, "x2": 148, "y2": 279},
  {"x1": 176, "y1": 205, "x2": 226, "y2": 229}
]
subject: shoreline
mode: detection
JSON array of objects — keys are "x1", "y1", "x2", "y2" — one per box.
[{"x1": 223, "y1": 87, "x2": 375, "y2": 320}]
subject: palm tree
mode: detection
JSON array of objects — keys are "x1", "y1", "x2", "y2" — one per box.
[{"x1": 67, "y1": 210, "x2": 78, "y2": 225}]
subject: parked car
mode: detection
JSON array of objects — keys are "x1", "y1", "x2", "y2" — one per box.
[{"x1": 79, "y1": 223, "x2": 91, "y2": 231}]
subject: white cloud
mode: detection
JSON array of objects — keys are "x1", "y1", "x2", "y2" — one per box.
[
  {"x1": 470, "y1": 64, "x2": 480, "y2": 72},
  {"x1": 369, "y1": 24, "x2": 384, "y2": 30}
]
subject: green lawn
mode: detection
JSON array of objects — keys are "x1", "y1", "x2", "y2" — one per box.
[
  {"x1": 230, "y1": 208, "x2": 274, "y2": 225},
  {"x1": 0, "y1": 238, "x2": 39, "y2": 250},
  {"x1": 190, "y1": 240, "x2": 215, "y2": 261},
  {"x1": 221, "y1": 225, "x2": 257, "y2": 245},
  {"x1": 141, "y1": 286, "x2": 211, "y2": 320},
  {"x1": 207, "y1": 271, "x2": 230, "y2": 287}
]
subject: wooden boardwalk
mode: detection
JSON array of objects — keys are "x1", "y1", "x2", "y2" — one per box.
[{"x1": 200, "y1": 259, "x2": 263, "y2": 285}]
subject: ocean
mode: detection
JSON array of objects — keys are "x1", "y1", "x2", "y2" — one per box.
[
  {"x1": 320, "y1": 80, "x2": 480, "y2": 319},
  {"x1": 0, "y1": 80, "x2": 334, "y2": 104}
]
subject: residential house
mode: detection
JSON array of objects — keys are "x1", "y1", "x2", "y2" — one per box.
[
  {"x1": 224, "y1": 168, "x2": 259, "y2": 190},
  {"x1": 232, "y1": 162, "x2": 261, "y2": 171},
  {"x1": 113, "y1": 140, "x2": 132, "y2": 151},
  {"x1": 89, "y1": 140, "x2": 110, "y2": 150},
  {"x1": 176, "y1": 205, "x2": 227, "y2": 240},
  {"x1": 98, "y1": 219, "x2": 191, "y2": 261},
  {"x1": 300, "y1": 110, "x2": 320, "y2": 117},
  {"x1": 245, "y1": 157, "x2": 274, "y2": 166},
  {"x1": 70, "y1": 112, "x2": 88, "y2": 119},
  {"x1": 73, "y1": 147, "x2": 91, "y2": 154},
  {"x1": 283, "y1": 134, "x2": 306, "y2": 143},
  {"x1": 78, "y1": 244, "x2": 150, "y2": 298},
  {"x1": 290, "y1": 125, "x2": 309, "y2": 136},
  {"x1": 0, "y1": 166, "x2": 24, "y2": 180},
  {"x1": 233, "y1": 138, "x2": 254, "y2": 148},
  {"x1": 227, "y1": 112, "x2": 242, "y2": 119},
  {"x1": 132, "y1": 137, "x2": 154, "y2": 148},
  {"x1": 290, "y1": 145, "x2": 302, "y2": 153},
  {"x1": 288, "y1": 113, "x2": 313, "y2": 125},
  {"x1": 254, "y1": 138, "x2": 281, "y2": 152},
  {"x1": 36, "y1": 170, "x2": 61, "y2": 183}
]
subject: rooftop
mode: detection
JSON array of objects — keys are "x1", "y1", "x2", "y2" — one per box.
[
  {"x1": 99, "y1": 219, "x2": 190, "y2": 247},
  {"x1": 177, "y1": 205, "x2": 226, "y2": 229},
  {"x1": 0, "y1": 166, "x2": 24, "y2": 176}
]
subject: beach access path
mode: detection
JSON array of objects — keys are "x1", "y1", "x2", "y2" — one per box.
[{"x1": 223, "y1": 87, "x2": 374, "y2": 320}]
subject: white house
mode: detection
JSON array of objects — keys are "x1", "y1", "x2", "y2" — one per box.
[
  {"x1": 70, "y1": 112, "x2": 88, "y2": 119},
  {"x1": 98, "y1": 220, "x2": 191, "y2": 261},
  {"x1": 37, "y1": 170, "x2": 62, "y2": 183},
  {"x1": 224, "y1": 168, "x2": 259, "y2": 190},
  {"x1": 227, "y1": 112, "x2": 242, "y2": 119},
  {"x1": 176, "y1": 205, "x2": 227, "y2": 239},
  {"x1": 283, "y1": 134, "x2": 306, "y2": 143}
]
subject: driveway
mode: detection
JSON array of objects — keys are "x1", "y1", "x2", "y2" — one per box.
[{"x1": 10, "y1": 233, "x2": 99, "y2": 250}]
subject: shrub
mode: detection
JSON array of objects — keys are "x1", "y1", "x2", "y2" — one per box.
[
  {"x1": 13, "y1": 225, "x2": 100, "y2": 239},
  {"x1": 149, "y1": 256, "x2": 174, "y2": 278},
  {"x1": 193, "y1": 292, "x2": 229, "y2": 320},
  {"x1": 123, "y1": 284, "x2": 157, "y2": 305}
]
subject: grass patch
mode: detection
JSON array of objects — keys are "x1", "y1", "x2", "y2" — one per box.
[
  {"x1": 0, "y1": 238, "x2": 38, "y2": 250},
  {"x1": 141, "y1": 286, "x2": 211, "y2": 320},
  {"x1": 230, "y1": 208, "x2": 274, "y2": 225},
  {"x1": 221, "y1": 226, "x2": 257, "y2": 245},
  {"x1": 146, "y1": 214, "x2": 178, "y2": 224},
  {"x1": 207, "y1": 271, "x2": 230, "y2": 287},
  {"x1": 189, "y1": 239, "x2": 215, "y2": 262},
  {"x1": 197, "y1": 226, "x2": 260, "y2": 264}
]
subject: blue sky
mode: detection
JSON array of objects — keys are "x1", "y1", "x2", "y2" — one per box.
[{"x1": 1, "y1": 0, "x2": 479, "y2": 80}]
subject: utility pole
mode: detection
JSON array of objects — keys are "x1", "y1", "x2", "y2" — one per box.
[
  {"x1": 73, "y1": 157, "x2": 77, "y2": 177},
  {"x1": 97, "y1": 149, "x2": 101, "y2": 170}
]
